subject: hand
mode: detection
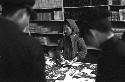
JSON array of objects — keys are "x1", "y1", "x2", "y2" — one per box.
[{"x1": 71, "y1": 57, "x2": 78, "y2": 63}]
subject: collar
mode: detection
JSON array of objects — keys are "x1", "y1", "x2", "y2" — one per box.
[
  {"x1": 99, "y1": 35, "x2": 117, "y2": 50},
  {"x1": 87, "y1": 33, "x2": 114, "y2": 50},
  {"x1": 107, "y1": 33, "x2": 114, "y2": 39},
  {"x1": 87, "y1": 46, "x2": 101, "y2": 50}
]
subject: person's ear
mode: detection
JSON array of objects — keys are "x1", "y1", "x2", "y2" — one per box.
[
  {"x1": 13, "y1": 9, "x2": 27, "y2": 20},
  {"x1": 89, "y1": 29, "x2": 96, "y2": 38}
]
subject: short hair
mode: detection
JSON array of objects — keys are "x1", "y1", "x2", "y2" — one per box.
[
  {"x1": 2, "y1": 6, "x2": 34, "y2": 17},
  {"x1": 0, "y1": 0, "x2": 35, "y2": 16},
  {"x1": 2, "y1": 7, "x2": 25, "y2": 16},
  {"x1": 77, "y1": 7, "x2": 112, "y2": 38}
]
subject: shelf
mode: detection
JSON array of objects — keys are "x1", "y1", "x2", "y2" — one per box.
[
  {"x1": 110, "y1": 5, "x2": 125, "y2": 11},
  {"x1": 112, "y1": 28, "x2": 125, "y2": 33},
  {"x1": 30, "y1": 20, "x2": 65, "y2": 24},
  {"x1": 29, "y1": 33, "x2": 64, "y2": 37},
  {"x1": 64, "y1": 6, "x2": 93, "y2": 12},
  {"x1": 33, "y1": 8, "x2": 62, "y2": 13},
  {"x1": 64, "y1": 5, "x2": 108, "y2": 11},
  {"x1": 64, "y1": 5, "x2": 125, "y2": 11},
  {"x1": 99, "y1": 5, "x2": 109, "y2": 9},
  {"x1": 43, "y1": 44, "x2": 58, "y2": 47}
]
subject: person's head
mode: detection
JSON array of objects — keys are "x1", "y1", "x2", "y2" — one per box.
[
  {"x1": 64, "y1": 19, "x2": 79, "y2": 36},
  {"x1": 77, "y1": 7, "x2": 112, "y2": 47},
  {"x1": 64, "y1": 24, "x2": 72, "y2": 36},
  {"x1": 0, "y1": 0, "x2": 35, "y2": 31}
]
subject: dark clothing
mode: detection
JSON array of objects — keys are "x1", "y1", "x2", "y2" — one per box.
[
  {"x1": 84, "y1": 49, "x2": 102, "y2": 64},
  {"x1": 122, "y1": 31, "x2": 125, "y2": 41},
  {"x1": 0, "y1": 17, "x2": 46, "y2": 82},
  {"x1": 0, "y1": 0, "x2": 35, "y2": 16},
  {"x1": 63, "y1": 36, "x2": 73, "y2": 60},
  {"x1": 96, "y1": 37, "x2": 125, "y2": 82},
  {"x1": 59, "y1": 34, "x2": 87, "y2": 61}
]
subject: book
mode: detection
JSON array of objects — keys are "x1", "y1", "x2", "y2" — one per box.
[
  {"x1": 33, "y1": 0, "x2": 63, "y2": 9},
  {"x1": 111, "y1": 11, "x2": 119, "y2": 21},
  {"x1": 108, "y1": 0, "x2": 121, "y2": 5}
]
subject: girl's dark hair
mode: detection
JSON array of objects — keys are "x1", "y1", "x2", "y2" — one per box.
[{"x1": 64, "y1": 19, "x2": 80, "y2": 34}]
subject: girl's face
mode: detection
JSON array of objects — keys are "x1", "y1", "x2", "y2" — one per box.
[{"x1": 64, "y1": 25, "x2": 72, "y2": 35}]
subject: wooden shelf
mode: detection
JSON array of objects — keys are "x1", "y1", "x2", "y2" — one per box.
[
  {"x1": 30, "y1": 20, "x2": 65, "y2": 24},
  {"x1": 29, "y1": 33, "x2": 64, "y2": 37},
  {"x1": 99, "y1": 5, "x2": 109, "y2": 9},
  {"x1": 33, "y1": 8, "x2": 62, "y2": 13},
  {"x1": 64, "y1": 5, "x2": 125, "y2": 11},
  {"x1": 43, "y1": 44, "x2": 58, "y2": 47},
  {"x1": 64, "y1": 5, "x2": 108, "y2": 11},
  {"x1": 64, "y1": 6, "x2": 93, "y2": 12}
]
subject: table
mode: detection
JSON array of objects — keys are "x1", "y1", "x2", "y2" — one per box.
[{"x1": 45, "y1": 57, "x2": 97, "y2": 82}]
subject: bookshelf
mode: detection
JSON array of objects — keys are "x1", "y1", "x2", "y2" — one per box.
[
  {"x1": 109, "y1": 4, "x2": 125, "y2": 38},
  {"x1": 63, "y1": 4, "x2": 125, "y2": 39},
  {"x1": 28, "y1": 0, "x2": 125, "y2": 46},
  {"x1": 110, "y1": 5, "x2": 125, "y2": 11},
  {"x1": 29, "y1": 0, "x2": 64, "y2": 47}
]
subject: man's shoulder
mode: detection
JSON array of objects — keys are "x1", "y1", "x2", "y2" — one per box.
[
  {"x1": 0, "y1": 16, "x2": 19, "y2": 32},
  {"x1": 103, "y1": 37, "x2": 125, "y2": 55},
  {"x1": 20, "y1": 34, "x2": 44, "y2": 56},
  {"x1": 114, "y1": 39, "x2": 125, "y2": 53},
  {"x1": 22, "y1": 34, "x2": 41, "y2": 47},
  {"x1": 100, "y1": 36, "x2": 125, "y2": 53},
  {"x1": 0, "y1": 16, "x2": 16, "y2": 25}
]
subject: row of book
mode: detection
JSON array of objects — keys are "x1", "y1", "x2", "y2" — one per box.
[
  {"x1": 112, "y1": 28, "x2": 125, "y2": 39},
  {"x1": 27, "y1": 23, "x2": 60, "y2": 46},
  {"x1": 112, "y1": 28, "x2": 125, "y2": 33},
  {"x1": 63, "y1": 0, "x2": 125, "y2": 7},
  {"x1": 36, "y1": 13, "x2": 52, "y2": 21},
  {"x1": 108, "y1": 0, "x2": 125, "y2": 5},
  {"x1": 33, "y1": 0, "x2": 62, "y2": 9},
  {"x1": 29, "y1": 23, "x2": 50, "y2": 33},
  {"x1": 32, "y1": 0, "x2": 125, "y2": 8},
  {"x1": 29, "y1": 23, "x2": 62, "y2": 34},
  {"x1": 111, "y1": 9, "x2": 125, "y2": 21},
  {"x1": 32, "y1": 11, "x2": 64, "y2": 21}
]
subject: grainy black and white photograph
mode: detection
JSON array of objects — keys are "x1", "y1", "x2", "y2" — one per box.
[{"x1": 0, "y1": 0, "x2": 125, "y2": 82}]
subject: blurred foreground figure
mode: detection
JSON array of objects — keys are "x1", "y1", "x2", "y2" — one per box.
[
  {"x1": 77, "y1": 7, "x2": 125, "y2": 82},
  {"x1": 0, "y1": 0, "x2": 46, "y2": 82}
]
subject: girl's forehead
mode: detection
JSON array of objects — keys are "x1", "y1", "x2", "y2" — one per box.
[{"x1": 64, "y1": 25, "x2": 71, "y2": 28}]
